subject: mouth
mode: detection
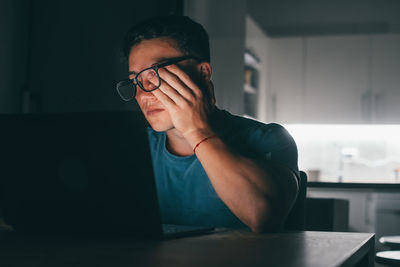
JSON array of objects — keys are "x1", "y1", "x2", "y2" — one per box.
[{"x1": 146, "y1": 108, "x2": 165, "y2": 116}]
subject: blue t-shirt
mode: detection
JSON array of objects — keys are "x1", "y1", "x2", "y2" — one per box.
[{"x1": 147, "y1": 109, "x2": 299, "y2": 228}]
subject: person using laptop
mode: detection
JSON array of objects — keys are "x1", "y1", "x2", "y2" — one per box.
[{"x1": 116, "y1": 15, "x2": 299, "y2": 233}]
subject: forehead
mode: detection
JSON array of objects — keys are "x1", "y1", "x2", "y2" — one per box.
[{"x1": 128, "y1": 37, "x2": 183, "y2": 72}]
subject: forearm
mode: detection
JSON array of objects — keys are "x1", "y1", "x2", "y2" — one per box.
[{"x1": 189, "y1": 133, "x2": 281, "y2": 232}]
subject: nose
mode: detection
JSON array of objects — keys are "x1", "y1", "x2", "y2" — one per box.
[{"x1": 135, "y1": 87, "x2": 157, "y2": 100}]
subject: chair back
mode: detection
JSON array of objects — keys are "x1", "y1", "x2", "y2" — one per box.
[{"x1": 284, "y1": 170, "x2": 307, "y2": 231}]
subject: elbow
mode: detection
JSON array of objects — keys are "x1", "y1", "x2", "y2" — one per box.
[
  {"x1": 249, "y1": 223, "x2": 267, "y2": 233},
  {"x1": 247, "y1": 201, "x2": 280, "y2": 233},
  {"x1": 248, "y1": 215, "x2": 270, "y2": 233}
]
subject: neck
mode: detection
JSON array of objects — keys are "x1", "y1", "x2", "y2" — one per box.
[{"x1": 165, "y1": 128, "x2": 194, "y2": 157}]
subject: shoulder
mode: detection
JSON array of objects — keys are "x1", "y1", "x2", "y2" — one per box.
[
  {"x1": 212, "y1": 109, "x2": 294, "y2": 147},
  {"x1": 213, "y1": 109, "x2": 299, "y2": 175}
]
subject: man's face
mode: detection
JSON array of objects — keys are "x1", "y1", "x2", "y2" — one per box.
[{"x1": 128, "y1": 37, "x2": 196, "y2": 132}]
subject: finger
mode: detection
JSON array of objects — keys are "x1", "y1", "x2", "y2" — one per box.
[
  {"x1": 158, "y1": 67, "x2": 197, "y2": 102},
  {"x1": 147, "y1": 77, "x2": 177, "y2": 110},
  {"x1": 147, "y1": 71, "x2": 185, "y2": 108},
  {"x1": 151, "y1": 88, "x2": 178, "y2": 111},
  {"x1": 157, "y1": 79, "x2": 192, "y2": 109},
  {"x1": 163, "y1": 64, "x2": 203, "y2": 97}
]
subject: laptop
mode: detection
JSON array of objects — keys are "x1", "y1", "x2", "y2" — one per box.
[{"x1": 0, "y1": 111, "x2": 214, "y2": 239}]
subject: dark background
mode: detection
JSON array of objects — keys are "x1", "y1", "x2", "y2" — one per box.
[{"x1": 0, "y1": 0, "x2": 182, "y2": 114}]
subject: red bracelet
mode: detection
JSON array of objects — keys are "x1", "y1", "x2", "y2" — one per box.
[{"x1": 193, "y1": 135, "x2": 216, "y2": 153}]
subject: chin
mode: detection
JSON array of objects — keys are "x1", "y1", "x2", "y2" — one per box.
[
  {"x1": 145, "y1": 116, "x2": 173, "y2": 132},
  {"x1": 150, "y1": 123, "x2": 173, "y2": 132}
]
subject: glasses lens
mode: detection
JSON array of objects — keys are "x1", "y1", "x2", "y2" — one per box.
[
  {"x1": 137, "y1": 69, "x2": 160, "y2": 91},
  {"x1": 116, "y1": 80, "x2": 136, "y2": 101}
]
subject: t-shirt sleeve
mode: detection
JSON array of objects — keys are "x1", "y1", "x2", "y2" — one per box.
[{"x1": 240, "y1": 123, "x2": 299, "y2": 177}]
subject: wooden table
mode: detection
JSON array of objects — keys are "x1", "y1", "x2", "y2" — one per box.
[{"x1": 0, "y1": 230, "x2": 375, "y2": 267}]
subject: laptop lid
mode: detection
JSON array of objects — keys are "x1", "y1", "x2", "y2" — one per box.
[{"x1": 0, "y1": 111, "x2": 163, "y2": 238}]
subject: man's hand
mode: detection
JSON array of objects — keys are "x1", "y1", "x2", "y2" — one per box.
[{"x1": 150, "y1": 64, "x2": 215, "y2": 147}]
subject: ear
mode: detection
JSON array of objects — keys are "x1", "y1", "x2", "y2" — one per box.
[
  {"x1": 197, "y1": 62, "x2": 212, "y2": 82},
  {"x1": 197, "y1": 62, "x2": 215, "y2": 105}
]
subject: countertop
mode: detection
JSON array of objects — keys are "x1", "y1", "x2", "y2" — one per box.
[{"x1": 308, "y1": 181, "x2": 400, "y2": 189}]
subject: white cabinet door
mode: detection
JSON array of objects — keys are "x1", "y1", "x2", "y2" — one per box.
[
  {"x1": 268, "y1": 34, "x2": 399, "y2": 124},
  {"x1": 303, "y1": 36, "x2": 370, "y2": 123},
  {"x1": 269, "y1": 37, "x2": 304, "y2": 123},
  {"x1": 371, "y1": 34, "x2": 400, "y2": 124}
]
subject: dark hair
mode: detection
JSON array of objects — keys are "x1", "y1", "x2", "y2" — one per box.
[{"x1": 122, "y1": 15, "x2": 210, "y2": 62}]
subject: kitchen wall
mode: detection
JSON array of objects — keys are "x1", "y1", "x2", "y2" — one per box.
[
  {"x1": 245, "y1": 15, "x2": 400, "y2": 183},
  {"x1": 184, "y1": 0, "x2": 246, "y2": 116},
  {"x1": 0, "y1": 0, "x2": 30, "y2": 113},
  {"x1": 0, "y1": 0, "x2": 182, "y2": 114}
]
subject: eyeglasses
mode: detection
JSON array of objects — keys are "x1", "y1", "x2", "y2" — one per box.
[{"x1": 116, "y1": 55, "x2": 200, "y2": 101}]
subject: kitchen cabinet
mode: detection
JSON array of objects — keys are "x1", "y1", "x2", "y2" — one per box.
[
  {"x1": 307, "y1": 188, "x2": 374, "y2": 233},
  {"x1": 369, "y1": 192, "x2": 400, "y2": 250},
  {"x1": 303, "y1": 36, "x2": 369, "y2": 123},
  {"x1": 305, "y1": 198, "x2": 349, "y2": 231},
  {"x1": 269, "y1": 37, "x2": 304, "y2": 123},
  {"x1": 371, "y1": 34, "x2": 400, "y2": 124},
  {"x1": 268, "y1": 34, "x2": 400, "y2": 124},
  {"x1": 308, "y1": 186, "x2": 400, "y2": 250}
]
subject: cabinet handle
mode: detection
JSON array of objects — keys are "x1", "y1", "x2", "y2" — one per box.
[
  {"x1": 365, "y1": 197, "x2": 370, "y2": 225},
  {"x1": 271, "y1": 94, "x2": 277, "y2": 121},
  {"x1": 361, "y1": 92, "x2": 372, "y2": 122},
  {"x1": 373, "y1": 93, "x2": 383, "y2": 122}
]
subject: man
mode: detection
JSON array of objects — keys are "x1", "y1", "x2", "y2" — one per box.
[{"x1": 117, "y1": 15, "x2": 299, "y2": 232}]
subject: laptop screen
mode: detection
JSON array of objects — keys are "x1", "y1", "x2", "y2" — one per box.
[{"x1": 0, "y1": 111, "x2": 163, "y2": 238}]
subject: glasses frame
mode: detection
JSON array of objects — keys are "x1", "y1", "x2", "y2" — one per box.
[{"x1": 116, "y1": 55, "x2": 200, "y2": 101}]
